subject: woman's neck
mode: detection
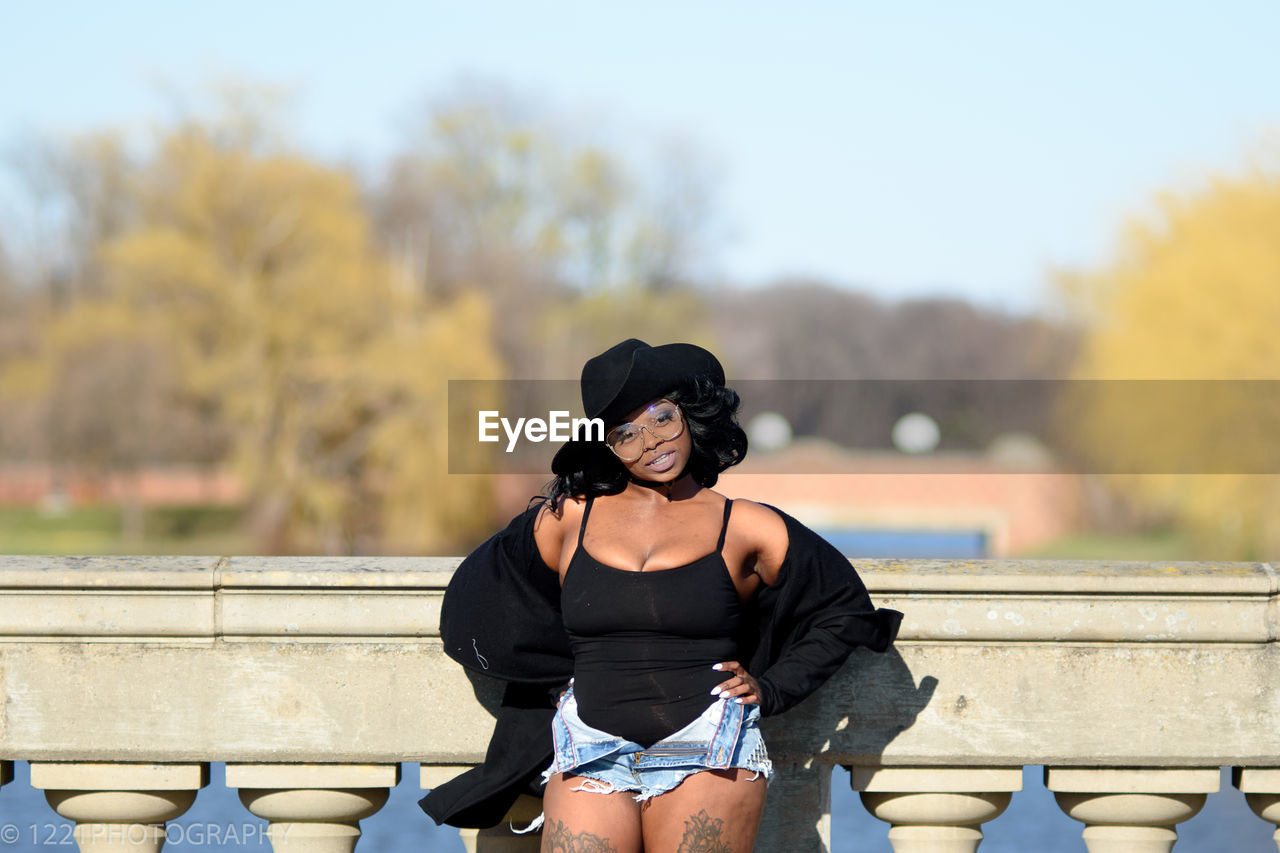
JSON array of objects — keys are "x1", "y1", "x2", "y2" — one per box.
[{"x1": 626, "y1": 472, "x2": 697, "y2": 502}]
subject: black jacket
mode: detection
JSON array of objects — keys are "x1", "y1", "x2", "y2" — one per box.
[{"x1": 419, "y1": 501, "x2": 902, "y2": 828}]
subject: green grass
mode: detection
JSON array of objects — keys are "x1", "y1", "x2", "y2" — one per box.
[
  {"x1": 1017, "y1": 527, "x2": 1195, "y2": 561},
  {"x1": 0, "y1": 504, "x2": 254, "y2": 555}
]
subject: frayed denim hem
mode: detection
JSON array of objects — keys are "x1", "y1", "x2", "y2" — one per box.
[
  {"x1": 553, "y1": 757, "x2": 774, "y2": 804},
  {"x1": 571, "y1": 765, "x2": 707, "y2": 802},
  {"x1": 744, "y1": 737, "x2": 775, "y2": 783}
]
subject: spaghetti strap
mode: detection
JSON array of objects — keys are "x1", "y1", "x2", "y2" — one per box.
[
  {"x1": 715, "y1": 499, "x2": 734, "y2": 551},
  {"x1": 577, "y1": 496, "x2": 595, "y2": 547}
]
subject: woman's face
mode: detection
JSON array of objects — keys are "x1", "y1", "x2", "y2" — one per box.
[{"x1": 606, "y1": 397, "x2": 692, "y2": 483}]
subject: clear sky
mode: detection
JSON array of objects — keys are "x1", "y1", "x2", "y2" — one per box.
[{"x1": 2, "y1": 1, "x2": 1278, "y2": 315}]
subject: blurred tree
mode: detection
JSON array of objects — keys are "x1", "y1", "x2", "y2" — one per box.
[
  {"x1": 0, "y1": 236, "x2": 13, "y2": 313},
  {"x1": 708, "y1": 279, "x2": 1078, "y2": 446},
  {"x1": 1057, "y1": 154, "x2": 1280, "y2": 559},
  {"x1": 534, "y1": 285, "x2": 718, "y2": 380},
  {"x1": 1, "y1": 131, "x2": 136, "y2": 309},
  {"x1": 0, "y1": 239, "x2": 40, "y2": 461},
  {"x1": 625, "y1": 137, "x2": 722, "y2": 293},
  {"x1": 0, "y1": 134, "x2": 218, "y2": 510},
  {"x1": 557, "y1": 146, "x2": 628, "y2": 291},
  {"x1": 0, "y1": 241, "x2": 25, "y2": 388},
  {"x1": 2, "y1": 109, "x2": 502, "y2": 554},
  {"x1": 368, "y1": 81, "x2": 724, "y2": 376},
  {"x1": 12, "y1": 328, "x2": 216, "y2": 539},
  {"x1": 44, "y1": 133, "x2": 136, "y2": 300}
]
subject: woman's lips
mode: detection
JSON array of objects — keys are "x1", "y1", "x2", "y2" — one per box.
[{"x1": 647, "y1": 451, "x2": 676, "y2": 472}]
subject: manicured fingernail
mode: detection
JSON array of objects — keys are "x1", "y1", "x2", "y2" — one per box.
[
  {"x1": 712, "y1": 664, "x2": 723, "y2": 671},
  {"x1": 710, "y1": 687, "x2": 721, "y2": 696},
  {"x1": 734, "y1": 698, "x2": 744, "y2": 704}
]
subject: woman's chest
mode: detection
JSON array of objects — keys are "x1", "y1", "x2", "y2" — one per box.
[{"x1": 561, "y1": 557, "x2": 743, "y2": 639}]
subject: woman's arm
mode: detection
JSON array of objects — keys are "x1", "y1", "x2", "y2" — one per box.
[
  {"x1": 715, "y1": 502, "x2": 901, "y2": 714},
  {"x1": 710, "y1": 500, "x2": 790, "y2": 704},
  {"x1": 733, "y1": 499, "x2": 790, "y2": 586},
  {"x1": 749, "y1": 509, "x2": 903, "y2": 715}
]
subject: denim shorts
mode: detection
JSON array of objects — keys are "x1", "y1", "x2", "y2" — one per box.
[{"x1": 541, "y1": 684, "x2": 773, "y2": 802}]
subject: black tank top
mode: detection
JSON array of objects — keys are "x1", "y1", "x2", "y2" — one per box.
[{"x1": 560, "y1": 496, "x2": 741, "y2": 748}]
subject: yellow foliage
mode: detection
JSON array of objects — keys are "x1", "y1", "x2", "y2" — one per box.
[
  {"x1": 15, "y1": 120, "x2": 504, "y2": 554},
  {"x1": 365, "y1": 290, "x2": 504, "y2": 551},
  {"x1": 1062, "y1": 155, "x2": 1280, "y2": 559}
]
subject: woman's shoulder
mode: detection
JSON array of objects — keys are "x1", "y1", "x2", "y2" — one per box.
[
  {"x1": 530, "y1": 494, "x2": 587, "y2": 560},
  {"x1": 726, "y1": 497, "x2": 787, "y2": 533},
  {"x1": 532, "y1": 494, "x2": 587, "y2": 526}
]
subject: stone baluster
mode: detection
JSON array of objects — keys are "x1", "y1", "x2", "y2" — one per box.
[
  {"x1": 757, "y1": 759, "x2": 832, "y2": 852},
  {"x1": 419, "y1": 765, "x2": 542, "y2": 853},
  {"x1": 1233, "y1": 767, "x2": 1280, "y2": 852},
  {"x1": 1046, "y1": 767, "x2": 1218, "y2": 853},
  {"x1": 227, "y1": 763, "x2": 398, "y2": 853},
  {"x1": 851, "y1": 766, "x2": 1021, "y2": 853},
  {"x1": 30, "y1": 762, "x2": 207, "y2": 853}
]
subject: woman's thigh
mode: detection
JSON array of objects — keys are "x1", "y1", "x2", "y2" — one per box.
[
  {"x1": 639, "y1": 767, "x2": 768, "y2": 853},
  {"x1": 542, "y1": 772, "x2": 643, "y2": 853}
]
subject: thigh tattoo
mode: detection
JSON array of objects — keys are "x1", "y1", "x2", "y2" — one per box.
[
  {"x1": 676, "y1": 809, "x2": 732, "y2": 853},
  {"x1": 542, "y1": 819, "x2": 619, "y2": 853}
]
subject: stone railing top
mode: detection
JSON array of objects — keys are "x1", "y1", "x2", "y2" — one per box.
[
  {"x1": 1, "y1": 555, "x2": 1274, "y2": 595},
  {"x1": 0, "y1": 555, "x2": 461, "y2": 589},
  {"x1": 858, "y1": 558, "x2": 1280, "y2": 595},
  {"x1": 0, "y1": 556, "x2": 1275, "y2": 646}
]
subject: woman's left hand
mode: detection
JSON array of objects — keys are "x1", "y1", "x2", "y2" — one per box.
[{"x1": 710, "y1": 660, "x2": 761, "y2": 705}]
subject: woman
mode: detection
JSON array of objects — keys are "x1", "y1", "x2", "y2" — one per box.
[{"x1": 419, "y1": 339, "x2": 901, "y2": 851}]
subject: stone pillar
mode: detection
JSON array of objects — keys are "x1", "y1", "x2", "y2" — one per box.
[
  {"x1": 30, "y1": 762, "x2": 207, "y2": 853},
  {"x1": 1046, "y1": 767, "x2": 1218, "y2": 853},
  {"x1": 757, "y1": 759, "x2": 832, "y2": 852},
  {"x1": 420, "y1": 765, "x2": 542, "y2": 853},
  {"x1": 851, "y1": 766, "x2": 1021, "y2": 853},
  {"x1": 227, "y1": 763, "x2": 398, "y2": 853},
  {"x1": 1233, "y1": 767, "x2": 1280, "y2": 852}
]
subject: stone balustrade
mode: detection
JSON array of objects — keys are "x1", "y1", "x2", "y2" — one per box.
[{"x1": 0, "y1": 555, "x2": 1275, "y2": 852}]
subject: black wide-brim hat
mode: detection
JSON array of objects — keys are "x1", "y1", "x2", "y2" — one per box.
[{"x1": 550, "y1": 338, "x2": 725, "y2": 476}]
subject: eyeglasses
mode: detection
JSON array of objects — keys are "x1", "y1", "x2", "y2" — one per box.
[{"x1": 605, "y1": 401, "x2": 685, "y2": 462}]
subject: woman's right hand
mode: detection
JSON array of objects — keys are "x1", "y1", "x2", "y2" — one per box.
[{"x1": 710, "y1": 661, "x2": 761, "y2": 705}]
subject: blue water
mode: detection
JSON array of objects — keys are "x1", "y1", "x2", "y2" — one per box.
[
  {"x1": 0, "y1": 761, "x2": 1271, "y2": 851},
  {"x1": 816, "y1": 528, "x2": 989, "y2": 559}
]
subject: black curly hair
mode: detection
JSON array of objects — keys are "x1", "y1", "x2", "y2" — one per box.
[{"x1": 541, "y1": 374, "x2": 748, "y2": 511}]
